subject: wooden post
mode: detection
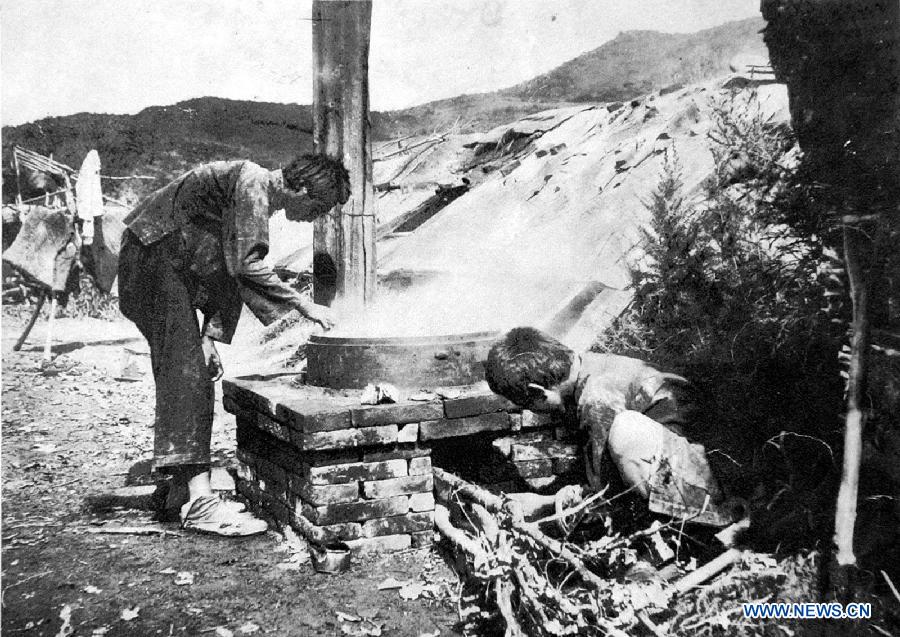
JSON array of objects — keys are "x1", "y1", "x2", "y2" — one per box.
[
  {"x1": 13, "y1": 291, "x2": 46, "y2": 352},
  {"x1": 761, "y1": 0, "x2": 899, "y2": 588},
  {"x1": 43, "y1": 295, "x2": 58, "y2": 362},
  {"x1": 13, "y1": 147, "x2": 23, "y2": 206},
  {"x1": 312, "y1": 0, "x2": 376, "y2": 310},
  {"x1": 833, "y1": 219, "x2": 870, "y2": 569}
]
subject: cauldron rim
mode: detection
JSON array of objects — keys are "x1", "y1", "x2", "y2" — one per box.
[{"x1": 308, "y1": 331, "x2": 499, "y2": 347}]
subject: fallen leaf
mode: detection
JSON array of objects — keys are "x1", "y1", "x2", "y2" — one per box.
[
  {"x1": 215, "y1": 628, "x2": 234, "y2": 637},
  {"x1": 376, "y1": 577, "x2": 406, "y2": 590},
  {"x1": 399, "y1": 582, "x2": 425, "y2": 601},
  {"x1": 275, "y1": 561, "x2": 302, "y2": 571},
  {"x1": 120, "y1": 607, "x2": 139, "y2": 621},
  {"x1": 341, "y1": 624, "x2": 383, "y2": 637},
  {"x1": 238, "y1": 622, "x2": 260, "y2": 635},
  {"x1": 55, "y1": 604, "x2": 73, "y2": 637},
  {"x1": 545, "y1": 619, "x2": 579, "y2": 636},
  {"x1": 362, "y1": 623, "x2": 383, "y2": 637},
  {"x1": 174, "y1": 571, "x2": 195, "y2": 586}
]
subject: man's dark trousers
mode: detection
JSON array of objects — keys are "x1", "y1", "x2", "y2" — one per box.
[{"x1": 118, "y1": 230, "x2": 213, "y2": 471}]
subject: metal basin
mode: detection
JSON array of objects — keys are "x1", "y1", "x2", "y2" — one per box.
[{"x1": 306, "y1": 331, "x2": 499, "y2": 389}]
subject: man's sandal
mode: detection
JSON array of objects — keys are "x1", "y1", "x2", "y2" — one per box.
[{"x1": 180, "y1": 495, "x2": 268, "y2": 537}]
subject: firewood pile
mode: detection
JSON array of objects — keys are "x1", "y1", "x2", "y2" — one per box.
[{"x1": 432, "y1": 467, "x2": 769, "y2": 637}]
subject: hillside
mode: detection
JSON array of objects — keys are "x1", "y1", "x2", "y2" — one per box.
[
  {"x1": 1, "y1": 18, "x2": 767, "y2": 203},
  {"x1": 375, "y1": 17, "x2": 767, "y2": 137},
  {"x1": 1, "y1": 99, "x2": 319, "y2": 204},
  {"x1": 371, "y1": 79, "x2": 790, "y2": 344},
  {"x1": 503, "y1": 17, "x2": 767, "y2": 103}
]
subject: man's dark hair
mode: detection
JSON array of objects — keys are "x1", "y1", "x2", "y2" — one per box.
[
  {"x1": 283, "y1": 154, "x2": 351, "y2": 205},
  {"x1": 484, "y1": 327, "x2": 576, "y2": 407}
]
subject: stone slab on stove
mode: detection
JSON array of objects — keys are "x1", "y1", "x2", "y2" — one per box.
[
  {"x1": 301, "y1": 425, "x2": 400, "y2": 451},
  {"x1": 224, "y1": 376, "x2": 356, "y2": 431},
  {"x1": 224, "y1": 376, "x2": 522, "y2": 447},
  {"x1": 350, "y1": 402, "x2": 443, "y2": 427},
  {"x1": 442, "y1": 392, "x2": 518, "y2": 419}
]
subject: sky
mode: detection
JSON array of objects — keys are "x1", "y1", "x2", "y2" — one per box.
[{"x1": 1, "y1": 0, "x2": 760, "y2": 126}]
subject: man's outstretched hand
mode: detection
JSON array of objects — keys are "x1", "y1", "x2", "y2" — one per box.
[
  {"x1": 201, "y1": 335, "x2": 224, "y2": 381},
  {"x1": 302, "y1": 303, "x2": 335, "y2": 330}
]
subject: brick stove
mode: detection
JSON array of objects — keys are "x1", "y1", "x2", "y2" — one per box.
[{"x1": 224, "y1": 332, "x2": 585, "y2": 554}]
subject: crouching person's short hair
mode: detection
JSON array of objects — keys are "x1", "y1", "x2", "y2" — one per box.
[{"x1": 484, "y1": 327, "x2": 576, "y2": 407}]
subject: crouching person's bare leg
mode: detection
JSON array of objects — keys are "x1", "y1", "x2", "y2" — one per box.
[
  {"x1": 607, "y1": 410, "x2": 736, "y2": 525},
  {"x1": 606, "y1": 411, "x2": 664, "y2": 498}
]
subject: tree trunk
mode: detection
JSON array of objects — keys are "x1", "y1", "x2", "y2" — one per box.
[{"x1": 311, "y1": 0, "x2": 376, "y2": 309}]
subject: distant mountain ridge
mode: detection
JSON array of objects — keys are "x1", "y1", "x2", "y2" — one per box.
[
  {"x1": 503, "y1": 17, "x2": 766, "y2": 103},
  {"x1": 2, "y1": 17, "x2": 767, "y2": 202}
]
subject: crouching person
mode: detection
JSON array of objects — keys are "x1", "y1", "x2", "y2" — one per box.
[
  {"x1": 119, "y1": 155, "x2": 350, "y2": 536},
  {"x1": 485, "y1": 327, "x2": 738, "y2": 526}
]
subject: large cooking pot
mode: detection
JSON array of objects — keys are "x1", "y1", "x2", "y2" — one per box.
[{"x1": 306, "y1": 331, "x2": 499, "y2": 389}]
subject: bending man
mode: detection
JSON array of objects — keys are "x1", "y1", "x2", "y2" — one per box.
[{"x1": 119, "y1": 155, "x2": 350, "y2": 535}]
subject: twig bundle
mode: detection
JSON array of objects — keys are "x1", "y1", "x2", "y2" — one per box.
[{"x1": 433, "y1": 468, "x2": 745, "y2": 637}]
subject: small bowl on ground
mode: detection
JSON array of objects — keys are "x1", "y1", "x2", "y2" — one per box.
[{"x1": 310, "y1": 541, "x2": 352, "y2": 574}]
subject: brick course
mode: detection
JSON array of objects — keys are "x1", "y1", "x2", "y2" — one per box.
[{"x1": 229, "y1": 378, "x2": 583, "y2": 554}]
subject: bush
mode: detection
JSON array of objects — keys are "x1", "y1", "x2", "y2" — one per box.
[{"x1": 595, "y1": 91, "x2": 846, "y2": 537}]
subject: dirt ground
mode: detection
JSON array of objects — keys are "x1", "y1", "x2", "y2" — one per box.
[{"x1": 1, "y1": 310, "x2": 459, "y2": 637}]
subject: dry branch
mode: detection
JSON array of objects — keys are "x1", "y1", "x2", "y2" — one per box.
[
  {"x1": 434, "y1": 504, "x2": 482, "y2": 557},
  {"x1": 434, "y1": 467, "x2": 504, "y2": 511},
  {"x1": 673, "y1": 548, "x2": 743, "y2": 595},
  {"x1": 496, "y1": 578, "x2": 526, "y2": 637},
  {"x1": 375, "y1": 134, "x2": 448, "y2": 161},
  {"x1": 433, "y1": 468, "x2": 754, "y2": 636}
]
